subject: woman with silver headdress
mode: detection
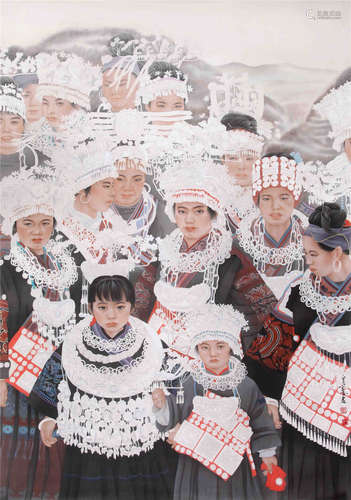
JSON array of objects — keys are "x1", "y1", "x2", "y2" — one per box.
[
  {"x1": 107, "y1": 109, "x2": 174, "y2": 244},
  {"x1": 235, "y1": 153, "x2": 309, "y2": 300},
  {"x1": 53, "y1": 139, "x2": 119, "y2": 266},
  {"x1": 137, "y1": 58, "x2": 193, "y2": 138},
  {"x1": 0, "y1": 168, "x2": 79, "y2": 499},
  {"x1": 134, "y1": 159, "x2": 277, "y2": 354},
  {"x1": 220, "y1": 112, "x2": 265, "y2": 230},
  {"x1": 0, "y1": 76, "x2": 45, "y2": 182},
  {"x1": 27, "y1": 52, "x2": 100, "y2": 155},
  {"x1": 96, "y1": 34, "x2": 142, "y2": 113},
  {"x1": 152, "y1": 304, "x2": 281, "y2": 500},
  {"x1": 305, "y1": 79, "x2": 351, "y2": 217},
  {"x1": 245, "y1": 202, "x2": 351, "y2": 500}
]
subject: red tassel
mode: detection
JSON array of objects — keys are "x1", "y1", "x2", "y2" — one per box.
[
  {"x1": 261, "y1": 463, "x2": 287, "y2": 491},
  {"x1": 90, "y1": 317, "x2": 96, "y2": 326}
]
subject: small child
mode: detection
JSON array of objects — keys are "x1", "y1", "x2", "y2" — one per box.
[
  {"x1": 152, "y1": 304, "x2": 281, "y2": 500},
  {"x1": 30, "y1": 274, "x2": 173, "y2": 500}
]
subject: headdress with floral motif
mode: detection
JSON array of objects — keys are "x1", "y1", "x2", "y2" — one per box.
[
  {"x1": 52, "y1": 137, "x2": 118, "y2": 206},
  {"x1": 135, "y1": 37, "x2": 194, "y2": 107},
  {"x1": 184, "y1": 304, "x2": 247, "y2": 359},
  {"x1": 252, "y1": 155, "x2": 303, "y2": 204},
  {"x1": 159, "y1": 158, "x2": 232, "y2": 227},
  {"x1": 314, "y1": 81, "x2": 351, "y2": 151},
  {"x1": 208, "y1": 73, "x2": 273, "y2": 139},
  {"x1": 0, "y1": 79, "x2": 25, "y2": 119},
  {"x1": 108, "y1": 109, "x2": 151, "y2": 173},
  {"x1": 35, "y1": 52, "x2": 100, "y2": 110},
  {"x1": 0, "y1": 165, "x2": 57, "y2": 235}
]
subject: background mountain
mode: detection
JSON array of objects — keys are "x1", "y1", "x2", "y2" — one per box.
[{"x1": 9, "y1": 27, "x2": 348, "y2": 163}]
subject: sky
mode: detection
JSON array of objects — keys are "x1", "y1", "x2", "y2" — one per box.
[{"x1": 1, "y1": 0, "x2": 350, "y2": 71}]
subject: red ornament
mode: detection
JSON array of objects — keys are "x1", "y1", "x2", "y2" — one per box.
[{"x1": 261, "y1": 463, "x2": 287, "y2": 491}]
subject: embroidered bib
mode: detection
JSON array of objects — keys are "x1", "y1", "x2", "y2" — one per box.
[{"x1": 173, "y1": 391, "x2": 255, "y2": 481}]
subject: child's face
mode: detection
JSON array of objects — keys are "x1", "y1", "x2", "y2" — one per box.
[
  {"x1": 91, "y1": 297, "x2": 132, "y2": 338},
  {"x1": 197, "y1": 340, "x2": 231, "y2": 374}
]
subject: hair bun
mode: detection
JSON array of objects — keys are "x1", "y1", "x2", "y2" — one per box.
[{"x1": 309, "y1": 202, "x2": 346, "y2": 230}]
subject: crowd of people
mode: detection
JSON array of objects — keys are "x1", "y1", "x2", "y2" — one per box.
[{"x1": 0, "y1": 34, "x2": 350, "y2": 500}]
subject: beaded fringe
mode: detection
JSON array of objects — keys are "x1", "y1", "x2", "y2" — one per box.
[{"x1": 280, "y1": 402, "x2": 350, "y2": 457}]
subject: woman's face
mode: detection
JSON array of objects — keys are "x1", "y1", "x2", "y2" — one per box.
[
  {"x1": 81, "y1": 178, "x2": 116, "y2": 213},
  {"x1": 146, "y1": 92, "x2": 185, "y2": 113},
  {"x1": 41, "y1": 95, "x2": 75, "y2": 128},
  {"x1": 91, "y1": 297, "x2": 132, "y2": 338},
  {"x1": 303, "y1": 235, "x2": 335, "y2": 278},
  {"x1": 344, "y1": 138, "x2": 351, "y2": 162},
  {"x1": 0, "y1": 112, "x2": 25, "y2": 154},
  {"x1": 258, "y1": 186, "x2": 295, "y2": 228},
  {"x1": 114, "y1": 167, "x2": 145, "y2": 207},
  {"x1": 16, "y1": 213, "x2": 54, "y2": 255},
  {"x1": 102, "y1": 70, "x2": 137, "y2": 112},
  {"x1": 197, "y1": 340, "x2": 231, "y2": 374},
  {"x1": 174, "y1": 202, "x2": 213, "y2": 245},
  {"x1": 22, "y1": 84, "x2": 42, "y2": 123},
  {"x1": 224, "y1": 151, "x2": 258, "y2": 187}
]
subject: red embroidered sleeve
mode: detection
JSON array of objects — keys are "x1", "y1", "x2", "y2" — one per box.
[
  {"x1": 0, "y1": 297, "x2": 9, "y2": 378},
  {"x1": 133, "y1": 263, "x2": 158, "y2": 322},
  {"x1": 232, "y1": 248, "x2": 277, "y2": 323},
  {"x1": 246, "y1": 313, "x2": 296, "y2": 372}
]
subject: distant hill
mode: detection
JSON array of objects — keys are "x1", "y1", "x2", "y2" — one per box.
[{"x1": 9, "y1": 27, "x2": 348, "y2": 162}]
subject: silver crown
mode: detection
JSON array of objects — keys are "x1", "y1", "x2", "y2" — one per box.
[{"x1": 0, "y1": 49, "x2": 37, "y2": 76}]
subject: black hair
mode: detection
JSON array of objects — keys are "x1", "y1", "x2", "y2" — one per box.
[
  {"x1": 75, "y1": 186, "x2": 91, "y2": 197},
  {"x1": 262, "y1": 152, "x2": 295, "y2": 161},
  {"x1": 88, "y1": 275, "x2": 135, "y2": 306},
  {"x1": 308, "y1": 202, "x2": 349, "y2": 254},
  {"x1": 12, "y1": 217, "x2": 57, "y2": 235},
  {"x1": 0, "y1": 76, "x2": 17, "y2": 87},
  {"x1": 220, "y1": 113, "x2": 257, "y2": 135},
  {"x1": 173, "y1": 204, "x2": 217, "y2": 220},
  {"x1": 148, "y1": 61, "x2": 185, "y2": 81}
]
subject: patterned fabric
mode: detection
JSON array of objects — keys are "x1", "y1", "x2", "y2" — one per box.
[
  {"x1": 7, "y1": 327, "x2": 56, "y2": 395},
  {"x1": 31, "y1": 348, "x2": 63, "y2": 417},
  {"x1": 173, "y1": 391, "x2": 255, "y2": 482},
  {"x1": 0, "y1": 297, "x2": 9, "y2": 378},
  {"x1": 246, "y1": 314, "x2": 296, "y2": 372}
]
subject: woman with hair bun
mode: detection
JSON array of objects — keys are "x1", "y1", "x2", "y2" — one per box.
[{"x1": 245, "y1": 202, "x2": 351, "y2": 500}]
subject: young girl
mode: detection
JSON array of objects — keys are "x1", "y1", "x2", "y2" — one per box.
[
  {"x1": 152, "y1": 304, "x2": 281, "y2": 500},
  {"x1": 236, "y1": 153, "x2": 309, "y2": 299},
  {"x1": 29, "y1": 274, "x2": 173, "y2": 499}
]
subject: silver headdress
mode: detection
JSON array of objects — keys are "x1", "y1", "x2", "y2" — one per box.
[
  {"x1": 184, "y1": 304, "x2": 247, "y2": 359},
  {"x1": 0, "y1": 166, "x2": 57, "y2": 235},
  {"x1": 208, "y1": 73, "x2": 273, "y2": 140},
  {"x1": 314, "y1": 81, "x2": 351, "y2": 151},
  {"x1": 35, "y1": 52, "x2": 100, "y2": 110},
  {"x1": 0, "y1": 80, "x2": 25, "y2": 119}
]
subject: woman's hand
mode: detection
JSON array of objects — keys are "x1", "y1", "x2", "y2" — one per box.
[
  {"x1": 152, "y1": 388, "x2": 166, "y2": 409},
  {"x1": 0, "y1": 379, "x2": 8, "y2": 407},
  {"x1": 262, "y1": 455, "x2": 278, "y2": 475},
  {"x1": 167, "y1": 423, "x2": 180, "y2": 447},
  {"x1": 267, "y1": 403, "x2": 282, "y2": 429},
  {"x1": 40, "y1": 420, "x2": 57, "y2": 447}
]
